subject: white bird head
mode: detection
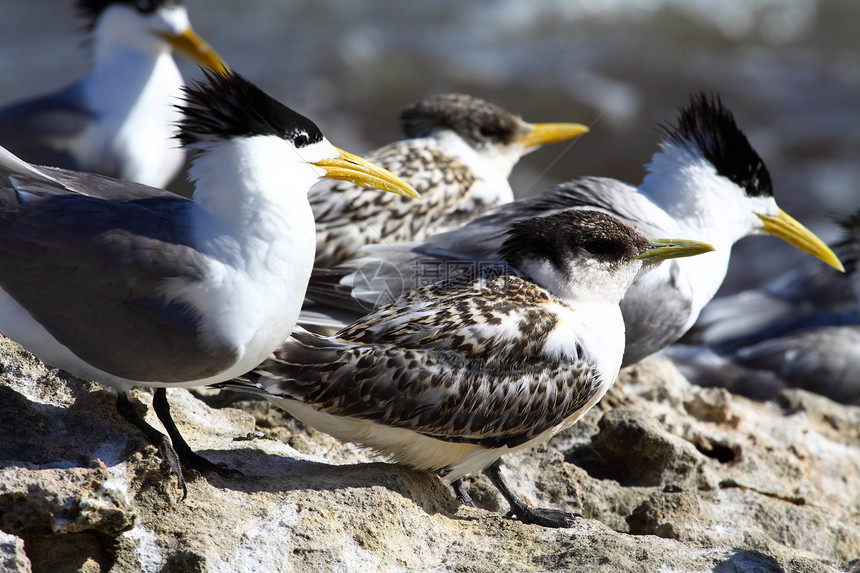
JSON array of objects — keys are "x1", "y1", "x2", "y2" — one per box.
[{"x1": 646, "y1": 93, "x2": 842, "y2": 271}]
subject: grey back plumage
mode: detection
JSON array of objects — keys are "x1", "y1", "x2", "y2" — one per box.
[{"x1": 0, "y1": 162, "x2": 238, "y2": 382}]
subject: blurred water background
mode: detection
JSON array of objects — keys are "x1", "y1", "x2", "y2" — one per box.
[{"x1": 1, "y1": 0, "x2": 857, "y2": 294}]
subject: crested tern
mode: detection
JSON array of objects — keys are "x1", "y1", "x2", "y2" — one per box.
[
  {"x1": 0, "y1": 68, "x2": 417, "y2": 495},
  {"x1": 304, "y1": 93, "x2": 843, "y2": 366},
  {"x1": 311, "y1": 93, "x2": 588, "y2": 267}
]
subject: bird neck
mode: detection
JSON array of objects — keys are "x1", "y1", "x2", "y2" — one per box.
[
  {"x1": 76, "y1": 47, "x2": 183, "y2": 187},
  {"x1": 431, "y1": 131, "x2": 516, "y2": 203},
  {"x1": 86, "y1": 40, "x2": 179, "y2": 117},
  {"x1": 517, "y1": 258, "x2": 630, "y2": 385},
  {"x1": 517, "y1": 257, "x2": 636, "y2": 311}
]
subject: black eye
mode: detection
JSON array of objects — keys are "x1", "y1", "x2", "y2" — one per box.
[{"x1": 293, "y1": 132, "x2": 309, "y2": 148}]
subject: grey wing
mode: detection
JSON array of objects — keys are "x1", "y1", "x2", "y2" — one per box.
[
  {"x1": 733, "y1": 327, "x2": 860, "y2": 404},
  {"x1": 251, "y1": 325, "x2": 602, "y2": 448},
  {"x1": 0, "y1": 166, "x2": 236, "y2": 382},
  {"x1": 10, "y1": 163, "x2": 178, "y2": 202},
  {"x1": 304, "y1": 176, "x2": 651, "y2": 316},
  {"x1": 0, "y1": 88, "x2": 107, "y2": 173},
  {"x1": 662, "y1": 344, "x2": 789, "y2": 401},
  {"x1": 620, "y1": 262, "x2": 693, "y2": 367}
]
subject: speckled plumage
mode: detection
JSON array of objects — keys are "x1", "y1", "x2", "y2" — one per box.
[
  {"x1": 221, "y1": 210, "x2": 713, "y2": 526},
  {"x1": 303, "y1": 93, "x2": 841, "y2": 368},
  {"x1": 310, "y1": 93, "x2": 587, "y2": 268},
  {"x1": 312, "y1": 140, "x2": 480, "y2": 267},
  {"x1": 261, "y1": 267, "x2": 600, "y2": 455}
]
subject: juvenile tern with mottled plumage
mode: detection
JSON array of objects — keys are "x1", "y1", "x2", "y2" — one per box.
[
  {"x1": 217, "y1": 210, "x2": 713, "y2": 527},
  {"x1": 0, "y1": 0, "x2": 228, "y2": 188},
  {"x1": 311, "y1": 93, "x2": 588, "y2": 267},
  {"x1": 0, "y1": 69, "x2": 418, "y2": 495}
]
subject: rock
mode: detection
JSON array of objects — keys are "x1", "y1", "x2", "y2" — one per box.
[
  {"x1": 0, "y1": 531, "x2": 30, "y2": 573},
  {"x1": 1, "y1": 334, "x2": 858, "y2": 572},
  {"x1": 566, "y1": 408, "x2": 709, "y2": 488}
]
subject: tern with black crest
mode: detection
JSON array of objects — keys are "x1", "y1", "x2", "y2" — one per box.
[
  {"x1": 306, "y1": 94, "x2": 842, "y2": 365},
  {"x1": 0, "y1": 69, "x2": 418, "y2": 495}
]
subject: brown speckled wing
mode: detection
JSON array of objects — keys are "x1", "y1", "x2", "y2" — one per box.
[
  {"x1": 310, "y1": 138, "x2": 487, "y2": 267},
  {"x1": 255, "y1": 268, "x2": 603, "y2": 447}
]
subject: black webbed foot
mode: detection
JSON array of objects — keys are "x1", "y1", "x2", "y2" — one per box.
[
  {"x1": 484, "y1": 459, "x2": 581, "y2": 528},
  {"x1": 151, "y1": 388, "x2": 243, "y2": 480}
]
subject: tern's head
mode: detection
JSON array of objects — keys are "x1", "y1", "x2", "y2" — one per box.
[
  {"x1": 176, "y1": 69, "x2": 417, "y2": 203},
  {"x1": 648, "y1": 93, "x2": 842, "y2": 271},
  {"x1": 499, "y1": 210, "x2": 713, "y2": 304},
  {"x1": 399, "y1": 93, "x2": 588, "y2": 175},
  {"x1": 77, "y1": 0, "x2": 227, "y2": 71}
]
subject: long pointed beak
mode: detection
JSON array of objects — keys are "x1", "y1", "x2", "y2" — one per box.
[
  {"x1": 514, "y1": 122, "x2": 589, "y2": 149},
  {"x1": 635, "y1": 239, "x2": 715, "y2": 265},
  {"x1": 313, "y1": 148, "x2": 420, "y2": 199},
  {"x1": 757, "y1": 208, "x2": 844, "y2": 272},
  {"x1": 161, "y1": 28, "x2": 230, "y2": 74}
]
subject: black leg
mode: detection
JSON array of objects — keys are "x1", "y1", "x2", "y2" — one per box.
[
  {"x1": 151, "y1": 388, "x2": 242, "y2": 479},
  {"x1": 451, "y1": 478, "x2": 476, "y2": 507},
  {"x1": 116, "y1": 392, "x2": 187, "y2": 498},
  {"x1": 483, "y1": 459, "x2": 581, "y2": 528}
]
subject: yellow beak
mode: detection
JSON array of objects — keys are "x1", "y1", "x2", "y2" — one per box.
[
  {"x1": 162, "y1": 28, "x2": 230, "y2": 74},
  {"x1": 635, "y1": 239, "x2": 715, "y2": 265},
  {"x1": 513, "y1": 122, "x2": 590, "y2": 149},
  {"x1": 313, "y1": 148, "x2": 420, "y2": 199},
  {"x1": 757, "y1": 208, "x2": 844, "y2": 272}
]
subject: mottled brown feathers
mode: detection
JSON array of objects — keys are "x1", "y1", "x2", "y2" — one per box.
[{"x1": 255, "y1": 267, "x2": 602, "y2": 449}]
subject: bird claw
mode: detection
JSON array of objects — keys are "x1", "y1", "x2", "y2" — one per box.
[
  {"x1": 451, "y1": 479, "x2": 477, "y2": 507},
  {"x1": 179, "y1": 449, "x2": 244, "y2": 480},
  {"x1": 156, "y1": 439, "x2": 189, "y2": 499},
  {"x1": 506, "y1": 506, "x2": 582, "y2": 528}
]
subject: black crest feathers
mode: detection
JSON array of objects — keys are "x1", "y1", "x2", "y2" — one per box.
[
  {"x1": 76, "y1": 0, "x2": 180, "y2": 26},
  {"x1": 176, "y1": 69, "x2": 324, "y2": 148},
  {"x1": 662, "y1": 93, "x2": 773, "y2": 198}
]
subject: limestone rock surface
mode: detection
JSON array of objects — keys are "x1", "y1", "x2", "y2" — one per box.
[{"x1": 1, "y1": 336, "x2": 858, "y2": 572}]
